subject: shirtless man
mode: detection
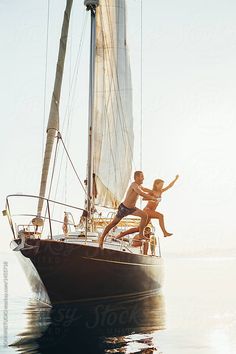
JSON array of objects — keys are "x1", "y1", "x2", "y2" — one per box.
[
  {"x1": 115, "y1": 175, "x2": 179, "y2": 239},
  {"x1": 99, "y1": 171, "x2": 158, "y2": 248}
]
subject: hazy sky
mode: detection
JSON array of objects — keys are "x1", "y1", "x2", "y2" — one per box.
[{"x1": 1, "y1": 0, "x2": 236, "y2": 254}]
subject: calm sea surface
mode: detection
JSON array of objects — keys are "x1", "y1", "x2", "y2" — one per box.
[{"x1": 0, "y1": 251, "x2": 236, "y2": 354}]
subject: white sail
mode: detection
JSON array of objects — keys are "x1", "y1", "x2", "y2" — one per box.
[
  {"x1": 37, "y1": 0, "x2": 73, "y2": 215},
  {"x1": 93, "y1": 0, "x2": 134, "y2": 208}
]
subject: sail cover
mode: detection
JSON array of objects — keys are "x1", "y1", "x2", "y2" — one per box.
[{"x1": 93, "y1": 0, "x2": 134, "y2": 208}]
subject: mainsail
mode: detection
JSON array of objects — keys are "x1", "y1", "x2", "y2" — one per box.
[
  {"x1": 93, "y1": 0, "x2": 134, "y2": 208},
  {"x1": 37, "y1": 0, "x2": 73, "y2": 215}
]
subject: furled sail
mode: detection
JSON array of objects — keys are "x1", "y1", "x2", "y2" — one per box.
[
  {"x1": 37, "y1": 0, "x2": 73, "y2": 215},
  {"x1": 93, "y1": 0, "x2": 134, "y2": 208}
]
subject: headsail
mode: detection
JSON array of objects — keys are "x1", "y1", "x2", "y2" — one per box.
[
  {"x1": 37, "y1": 0, "x2": 73, "y2": 215},
  {"x1": 93, "y1": 0, "x2": 134, "y2": 209}
]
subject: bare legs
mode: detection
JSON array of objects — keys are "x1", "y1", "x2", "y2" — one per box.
[
  {"x1": 99, "y1": 209, "x2": 148, "y2": 248},
  {"x1": 142, "y1": 240, "x2": 149, "y2": 255},
  {"x1": 116, "y1": 209, "x2": 172, "y2": 238},
  {"x1": 148, "y1": 210, "x2": 172, "y2": 237},
  {"x1": 116, "y1": 226, "x2": 139, "y2": 239},
  {"x1": 132, "y1": 209, "x2": 148, "y2": 239},
  {"x1": 99, "y1": 216, "x2": 121, "y2": 248}
]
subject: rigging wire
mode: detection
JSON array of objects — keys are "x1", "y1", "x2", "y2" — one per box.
[
  {"x1": 140, "y1": 0, "x2": 143, "y2": 171},
  {"x1": 44, "y1": 132, "x2": 60, "y2": 220},
  {"x1": 139, "y1": 0, "x2": 143, "y2": 209},
  {"x1": 38, "y1": 4, "x2": 88, "y2": 225},
  {"x1": 47, "y1": 133, "x2": 87, "y2": 218},
  {"x1": 61, "y1": 12, "x2": 88, "y2": 133},
  {"x1": 47, "y1": 133, "x2": 60, "y2": 200},
  {"x1": 59, "y1": 134, "x2": 87, "y2": 194},
  {"x1": 63, "y1": 7, "x2": 74, "y2": 206},
  {"x1": 50, "y1": 130, "x2": 88, "y2": 213},
  {"x1": 42, "y1": 0, "x2": 50, "y2": 163},
  {"x1": 51, "y1": 12, "x2": 88, "y2": 204}
]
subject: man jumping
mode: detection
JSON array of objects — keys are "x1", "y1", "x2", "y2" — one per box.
[{"x1": 99, "y1": 171, "x2": 157, "y2": 248}]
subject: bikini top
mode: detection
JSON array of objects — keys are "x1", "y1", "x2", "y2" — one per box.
[{"x1": 148, "y1": 196, "x2": 161, "y2": 205}]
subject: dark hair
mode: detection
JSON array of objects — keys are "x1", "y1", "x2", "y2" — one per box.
[{"x1": 134, "y1": 170, "x2": 143, "y2": 179}]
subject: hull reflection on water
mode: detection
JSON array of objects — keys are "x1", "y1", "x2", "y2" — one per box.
[{"x1": 11, "y1": 293, "x2": 165, "y2": 354}]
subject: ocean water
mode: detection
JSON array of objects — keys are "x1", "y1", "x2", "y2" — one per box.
[{"x1": 0, "y1": 251, "x2": 236, "y2": 354}]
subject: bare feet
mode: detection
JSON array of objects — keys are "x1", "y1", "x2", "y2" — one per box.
[{"x1": 164, "y1": 232, "x2": 173, "y2": 237}]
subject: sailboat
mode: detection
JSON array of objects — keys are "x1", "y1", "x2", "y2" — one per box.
[{"x1": 4, "y1": 0, "x2": 163, "y2": 305}]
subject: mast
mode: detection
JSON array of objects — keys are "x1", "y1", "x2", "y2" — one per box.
[
  {"x1": 37, "y1": 0, "x2": 73, "y2": 215},
  {"x1": 84, "y1": 0, "x2": 99, "y2": 218}
]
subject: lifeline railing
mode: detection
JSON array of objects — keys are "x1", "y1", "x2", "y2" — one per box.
[
  {"x1": 4, "y1": 194, "x2": 86, "y2": 240},
  {"x1": 4, "y1": 194, "x2": 162, "y2": 257}
]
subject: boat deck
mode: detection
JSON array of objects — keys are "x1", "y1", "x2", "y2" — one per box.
[{"x1": 4, "y1": 194, "x2": 161, "y2": 257}]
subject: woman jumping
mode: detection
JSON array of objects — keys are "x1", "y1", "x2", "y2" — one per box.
[{"x1": 116, "y1": 175, "x2": 179, "y2": 239}]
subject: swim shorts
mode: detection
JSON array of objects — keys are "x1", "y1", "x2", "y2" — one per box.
[{"x1": 116, "y1": 203, "x2": 137, "y2": 219}]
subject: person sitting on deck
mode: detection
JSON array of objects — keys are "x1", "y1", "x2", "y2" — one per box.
[{"x1": 131, "y1": 226, "x2": 152, "y2": 255}]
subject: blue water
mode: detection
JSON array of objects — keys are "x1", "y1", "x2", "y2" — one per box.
[{"x1": 0, "y1": 251, "x2": 236, "y2": 353}]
